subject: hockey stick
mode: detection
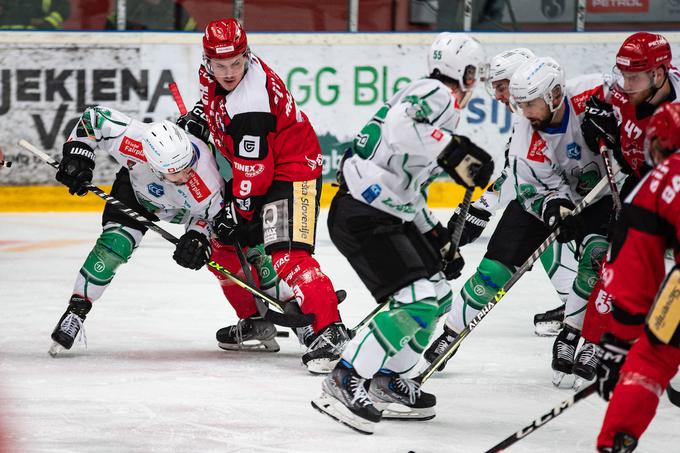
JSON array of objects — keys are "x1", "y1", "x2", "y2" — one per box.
[
  {"x1": 598, "y1": 138, "x2": 622, "y2": 214},
  {"x1": 169, "y1": 82, "x2": 188, "y2": 116},
  {"x1": 18, "y1": 139, "x2": 313, "y2": 328},
  {"x1": 418, "y1": 175, "x2": 613, "y2": 383},
  {"x1": 485, "y1": 383, "x2": 597, "y2": 452}
]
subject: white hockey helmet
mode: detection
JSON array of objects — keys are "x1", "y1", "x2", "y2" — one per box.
[
  {"x1": 143, "y1": 120, "x2": 195, "y2": 175},
  {"x1": 428, "y1": 32, "x2": 485, "y2": 92},
  {"x1": 509, "y1": 56, "x2": 566, "y2": 113},
  {"x1": 485, "y1": 47, "x2": 536, "y2": 94}
]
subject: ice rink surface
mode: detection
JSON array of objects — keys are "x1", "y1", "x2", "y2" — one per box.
[{"x1": 1, "y1": 210, "x2": 678, "y2": 453}]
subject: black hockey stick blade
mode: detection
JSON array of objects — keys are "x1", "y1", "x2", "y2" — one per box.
[
  {"x1": 667, "y1": 383, "x2": 680, "y2": 408},
  {"x1": 485, "y1": 383, "x2": 597, "y2": 453},
  {"x1": 19, "y1": 138, "x2": 310, "y2": 327}
]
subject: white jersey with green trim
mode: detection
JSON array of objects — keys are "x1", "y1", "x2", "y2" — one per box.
[
  {"x1": 341, "y1": 78, "x2": 461, "y2": 233},
  {"x1": 507, "y1": 74, "x2": 614, "y2": 220},
  {"x1": 67, "y1": 106, "x2": 225, "y2": 237}
]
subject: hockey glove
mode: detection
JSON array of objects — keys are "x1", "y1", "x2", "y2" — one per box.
[
  {"x1": 542, "y1": 198, "x2": 583, "y2": 243},
  {"x1": 443, "y1": 250, "x2": 465, "y2": 280},
  {"x1": 595, "y1": 333, "x2": 631, "y2": 401},
  {"x1": 447, "y1": 204, "x2": 492, "y2": 247},
  {"x1": 173, "y1": 230, "x2": 212, "y2": 270},
  {"x1": 55, "y1": 141, "x2": 95, "y2": 196},
  {"x1": 581, "y1": 95, "x2": 619, "y2": 154},
  {"x1": 176, "y1": 102, "x2": 210, "y2": 144},
  {"x1": 213, "y1": 202, "x2": 246, "y2": 245},
  {"x1": 437, "y1": 135, "x2": 494, "y2": 189},
  {"x1": 425, "y1": 223, "x2": 464, "y2": 280}
]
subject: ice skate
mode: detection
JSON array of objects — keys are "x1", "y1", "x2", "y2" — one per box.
[
  {"x1": 302, "y1": 323, "x2": 349, "y2": 374},
  {"x1": 368, "y1": 370, "x2": 436, "y2": 420},
  {"x1": 423, "y1": 325, "x2": 459, "y2": 372},
  {"x1": 49, "y1": 295, "x2": 92, "y2": 357},
  {"x1": 533, "y1": 304, "x2": 565, "y2": 337},
  {"x1": 311, "y1": 360, "x2": 382, "y2": 434},
  {"x1": 216, "y1": 316, "x2": 279, "y2": 352},
  {"x1": 572, "y1": 341, "x2": 601, "y2": 391},
  {"x1": 551, "y1": 325, "x2": 580, "y2": 387}
]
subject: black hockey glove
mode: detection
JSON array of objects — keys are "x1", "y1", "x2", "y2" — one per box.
[
  {"x1": 581, "y1": 95, "x2": 619, "y2": 154},
  {"x1": 595, "y1": 333, "x2": 631, "y2": 401},
  {"x1": 176, "y1": 102, "x2": 210, "y2": 144},
  {"x1": 424, "y1": 223, "x2": 464, "y2": 280},
  {"x1": 542, "y1": 198, "x2": 583, "y2": 243},
  {"x1": 447, "y1": 204, "x2": 491, "y2": 247},
  {"x1": 55, "y1": 141, "x2": 95, "y2": 196},
  {"x1": 437, "y1": 135, "x2": 494, "y2": 189},
  {"x1": 213, "y1": 202, "x2": 247, "y2": 245},
  {"x1": 173, "y1": 230, "x2": 212, "y2": 270},
  {"x1": 442, "y1": 250, "x2": 465, "y2": 280}
]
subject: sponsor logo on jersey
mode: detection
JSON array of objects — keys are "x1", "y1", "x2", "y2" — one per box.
[
  {"x1": 126, "y1": 160, "x2": 137, "y2": 170},
  {"x1": 595, "y1": 289, "x2": 613, "y2": 314},
  {"x1": 361, "y1": 184, "x2": 382, "y2": 204},
  {"x1": 527, "y1": 131, "x2": 547, "y2": 163},
  {"x1": 147, "y1": 182, "x2": 164, "y2": 198},
  {"x1": 305, "y1": 153, "x2": 323, "y2": 171},
  {"x1": 186, "y1": 171, "x2": 210, "y2": 202},
  {"x1": 570, "y1": 85, "x2": 604, "y2": 115},
  {"x1": 195, "y1": 219, "x2": 207, "y2": 228},
  {"x1": 238, "y1": 135, "x2": 261, "y2": 159},
  {"x1": 293, "y1": 180, "x2": 316, "y2": 246},
  {"x1": 431, "y1": 129, "x2": 444, "y2": 141},
  {"x1": 263, "y1": 200, "x2": 289, "y2": 246},
  {"x1": 233, "y1": 161, "x2": 265, "y2": 178},
  {"x1": 119, "y1": 136, "x2": 146, "y2": 161},
  {"x1": 566, "y1": 142, "x2": 582, "y2": 160}
]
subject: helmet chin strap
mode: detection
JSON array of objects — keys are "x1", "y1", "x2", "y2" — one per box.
[{"x1": 644, "y1": 69, "x2": 668, "y2": 104}]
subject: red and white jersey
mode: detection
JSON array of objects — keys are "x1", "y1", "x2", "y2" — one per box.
[
  {"x1": 603, "y1": 153, "x2": 680, "y2": 341},
  {"x1": 198, "y1": 55, "x2": 322, "y2": 221},
  {"x1": 608, "y1": 68, "x2": 680, "y2": 177},
  {"x1": 67, "y1": 106, "x2": 224, "y2": 238},
  {"x1": 509, "y1": 74, "x2": 612, "y2": 219}
]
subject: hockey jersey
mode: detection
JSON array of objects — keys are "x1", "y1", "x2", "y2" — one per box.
[
  {"x1": 341, "y1": 78, "x2": 462, "y2": 233},
  {"x1": 603, "y1": 153, "x2": 680, "y2": 344},
  {"x1": 509, "y1": 74, "x2": 614, "y2": 220},
  {"x1": 608, "y1": 68, "x2": 680, "y2": 177},
  {"x1": 67, "y1": 106, "x2": 224, "y2": 238},
  {"x1": 198, "y1": 55, "x2": 322, "y2": 221}
]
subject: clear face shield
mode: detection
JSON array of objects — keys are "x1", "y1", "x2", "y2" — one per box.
[
  {"x1": 612, "y1": 65, "x2": 657, "y2": 94},
  {"x1": 458, "y1": 64, "x2": 481, "y2": 108},
  {"x1": 203, "y1": 52, "x2": 249, "y2": 89}
]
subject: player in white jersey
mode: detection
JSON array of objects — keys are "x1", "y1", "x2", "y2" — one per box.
[
  {"x1": 49, "y1": 106, "x2": 224, "y2": 356},
  {"x1": 312, "y1": 33, "x2": 494, "y2": 434},
  {"x1": 424, "y1": 57, "x2": 616, "y2": 387}
]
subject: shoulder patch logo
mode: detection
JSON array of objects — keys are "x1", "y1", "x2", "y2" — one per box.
[
  {"x1": 566, "y1": 142, "x2": 582, "y2": 160},
  {"x1": 186, "y1": 171, "x2": 210, "y2": 202},
  {"x1": 570, "y1": 85, "x2": 604, "y2": 116},
  {"x1": 238, "y1": 135, "x2": 261, "y2": 159},
  {"x1": 147, "y1": 182, "x2": 164, "y2": 198},
  {"x1": 431, "y1": 129, "x2": 444, "y2": 141},
  {"x1": 120, "y1": 136, "x2": 146, "y2": 161},
  {"x1": 527, "y1": 131, "x2": 547, "y2": 163}
]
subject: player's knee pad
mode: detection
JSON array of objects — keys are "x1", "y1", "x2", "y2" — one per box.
[
  {"x1": 461, "y1": 258, "x2": 513, "y2": 311},
  {"x1": 573, "y1": 234, "x2": 608, "y2": 299},
  {"x1": 81, "y1": 225, "x2": 141, "y2": 285}
]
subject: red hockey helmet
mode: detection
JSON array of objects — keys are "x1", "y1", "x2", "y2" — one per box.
[
  {"x1": 644, "y1": 102, "x2": 680, "y2": 165},
  {"x1": 203, "y1": 18, "x2": 248, "y2": 60},
  {"x1": 615, "y1": 32, "x2": 672, "y2": 73}
]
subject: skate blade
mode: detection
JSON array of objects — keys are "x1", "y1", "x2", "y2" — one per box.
[
  {"x1": 218, "y1": 338, "x2": 280, "y2": 353},
  {"x1": 552, "y1": 371, "x2": 576, "y2": 389},
  {"x1": 311, "y1": 393, "x2": 376, "y2": 435},
  {"x1": 377, "y1": 402, "x2": 436, "y2": 421},
  {"x1": 572, "y1": 376, "x2": 594, "y2": 392},
  {"x1": 304, "y1": 357, "x2": 339, "y2": 375},
  {"x1": 534, "y1": 321, "x2": 562, "y2": 337},
  {"x1": 48, "y1": 342, "x2": 65, "y2": 357}
]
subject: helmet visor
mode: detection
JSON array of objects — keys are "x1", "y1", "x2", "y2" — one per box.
[{"x1": 612, "y1": 65, "x2": 654, "y2": 94}]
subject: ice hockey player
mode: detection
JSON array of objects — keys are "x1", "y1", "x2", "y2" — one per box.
[
  {"x1": 580, "y1": 32, "x2": 680, "y2": 359},
  {"x1": 424, "y1": 57, "x2": 616, "y2": 388},
  {"x1": 178, "y1": 17, "x2": 346, "y2": 373},
  {"x1": 312, "y1": 32, "x2": 493, "y2": 434},
  {"x1": 594, "y1": 102, "x2": 680, "y2": 453},
  {"x1": 428, "y1": 47, "x2": 577, "y2": 346},
  {"x1": 49, "y1": 107, "x2": 223, "y2": 356}
]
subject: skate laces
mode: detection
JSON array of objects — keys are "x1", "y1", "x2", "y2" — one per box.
[
  {"x1": 61, "y1": 313, "x2": 87, "y2": 347},
  {"x1": 556, "y1": 341, "x2": 576, "y2": 360},
  {"x1": 576, "y1": 343, "x2": 599, "y2": 367},
  {"x1": 296, "y1": 325, "x2": 314, "y2": 347},
  {"x1": 308, "y1": 325, "x2": 348, "y2": 354},
  {"x1": 433, "y1": 333, "x2": 454, "y2": 356},
  {"x1": 348, "y1": 376, "x2": 373, "y2": 408},
  {"x1": 393, "y1": 378, "x2": 421, "y2": 405}
]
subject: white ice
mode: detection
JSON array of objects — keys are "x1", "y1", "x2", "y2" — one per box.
[{"x1": 1, "y1": 210, "x2": 678, "y2": 453}]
